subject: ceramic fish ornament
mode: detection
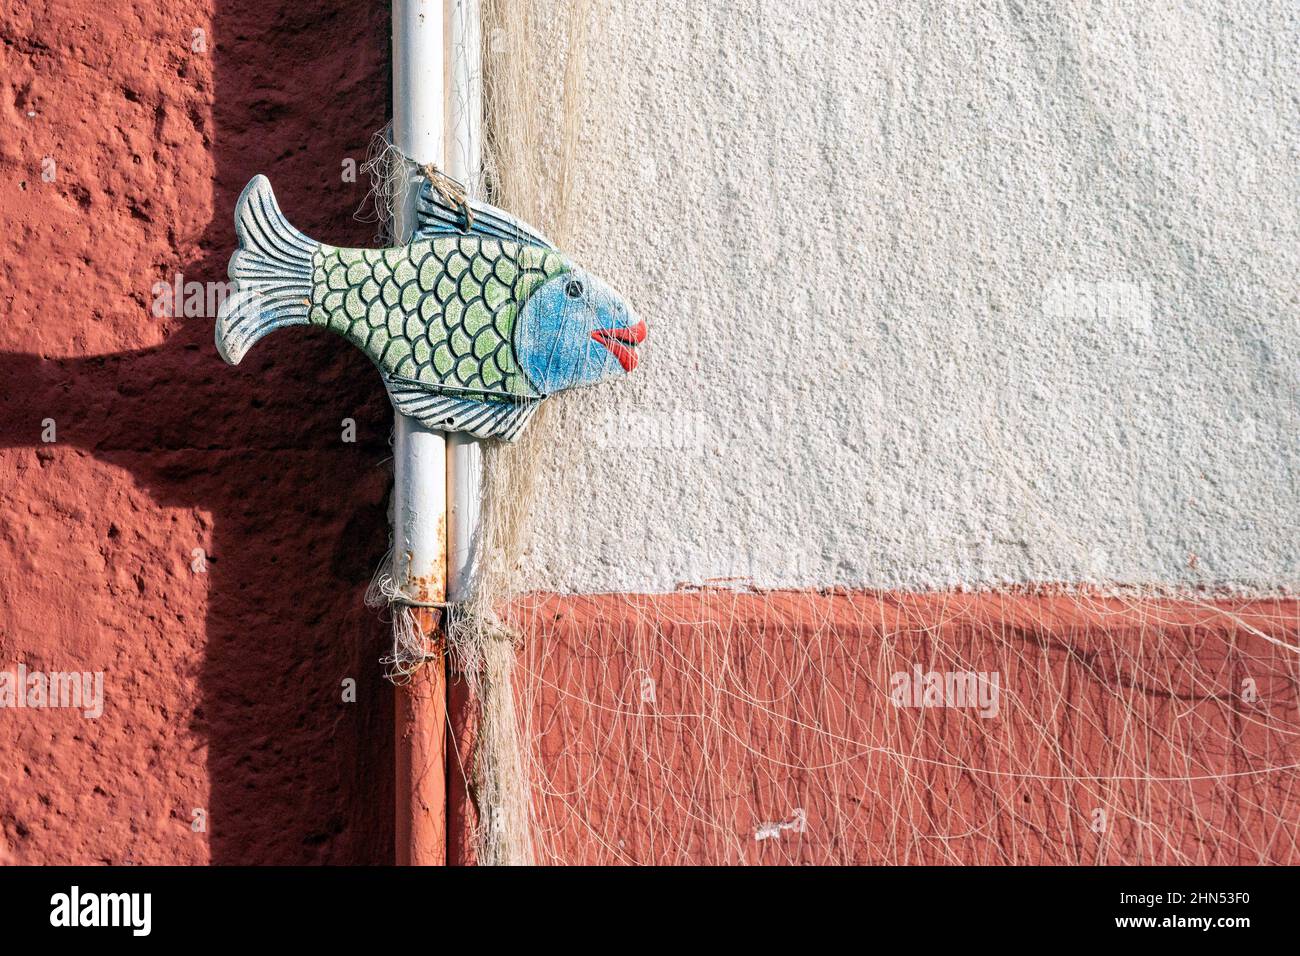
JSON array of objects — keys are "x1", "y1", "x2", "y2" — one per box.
[{"x1": 215, "y1": 175, "x2": 645, "y2": 439}]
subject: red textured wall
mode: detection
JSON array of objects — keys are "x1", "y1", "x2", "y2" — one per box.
[
  {"x1": 1, "y1": 0, "x2": 398, "y2": 864},
  {"x1": 516, "y1": 592, "x2": 1299, "y2": 865}
]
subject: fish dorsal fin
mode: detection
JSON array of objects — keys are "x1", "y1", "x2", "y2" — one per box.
[
  {"x1": 414, "y1": 175, "x2": 554, "y2": 249},
  {"x1": 386, "y1": 378, "x2": 541, "y2": 442}
]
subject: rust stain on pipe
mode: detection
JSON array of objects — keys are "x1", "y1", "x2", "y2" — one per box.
[
  {"x1": 395, "y1": 513, "x2": 448, "y2": 867},
  {"x1": 395, "y1": 634, "x2": 447, "y2": 867}
]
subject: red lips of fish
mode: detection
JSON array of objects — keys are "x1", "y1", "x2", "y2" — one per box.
[{"x1": 591, "y1": 320, "x2": 647, "y2": 372}]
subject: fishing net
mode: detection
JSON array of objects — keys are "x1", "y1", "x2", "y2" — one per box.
[
  {"x1": 365, "y1": 0, "x2": 1299, "y2": 865},
  {"x1": 512, "y1": 591, "x2": 1298, "y2": 864},
  {"x1": 443, "y1": 0, "x2": 598, "y2": 867}
]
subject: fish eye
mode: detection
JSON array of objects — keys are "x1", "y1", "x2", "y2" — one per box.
[{"x1": 564, "y1": 279, "x2": 584, "y2": 299}]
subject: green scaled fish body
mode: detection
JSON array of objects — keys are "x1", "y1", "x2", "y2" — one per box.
[
  {"x1": 216, "y1": 175, "x2": 644, "y2": 440},
  {"x1": 312, "y1": 238, "x2": 567, "y2": 398}
]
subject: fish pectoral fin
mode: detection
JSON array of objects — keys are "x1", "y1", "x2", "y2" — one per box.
[{"x1": 386, "y1": 382, "x2": 540, "y2": 442}]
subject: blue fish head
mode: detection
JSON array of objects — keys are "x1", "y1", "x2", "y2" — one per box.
[{"x1": 516, "y1": 266, "x2": 645, "y2": 395}]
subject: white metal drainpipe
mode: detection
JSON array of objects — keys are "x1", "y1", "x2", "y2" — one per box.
[
  {"x1": 444, "y1": 0, "x2": 483, "y2": 865},
  {"x1": 391, "y1": 0, "x2": 449, "y2": 867},
  {"x1": 446, "y1": 0, "x2": 482, "y2": 611}
]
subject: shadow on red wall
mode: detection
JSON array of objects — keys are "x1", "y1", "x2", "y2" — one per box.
[{"x1": 0, "y1": 1, "x2": 398, "y2": 863}]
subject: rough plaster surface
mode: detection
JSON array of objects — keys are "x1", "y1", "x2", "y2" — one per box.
[
  {"x1": 1, "y1": 0, "x2": 397, "y2": 863},
  {"x1": 514, "y1": 0, "x2": 1299, "y2": 593}
]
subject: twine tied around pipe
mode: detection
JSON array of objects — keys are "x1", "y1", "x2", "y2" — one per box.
[{"x1": 421, "y1": 162, "x2": 475, "y2": 234}]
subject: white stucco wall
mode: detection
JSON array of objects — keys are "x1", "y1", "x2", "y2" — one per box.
[{"x1": 513, "y1": 0, "x2": 1298, "y2": 593}]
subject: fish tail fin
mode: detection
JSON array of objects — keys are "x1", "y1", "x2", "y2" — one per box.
[{"x1": 215, "y1": 175, "x2": 319, "y2": 364}]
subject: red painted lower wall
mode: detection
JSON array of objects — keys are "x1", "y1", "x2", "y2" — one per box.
[{"x1": 512, "y1": 592, "x2": 1299, "y2": 865}]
